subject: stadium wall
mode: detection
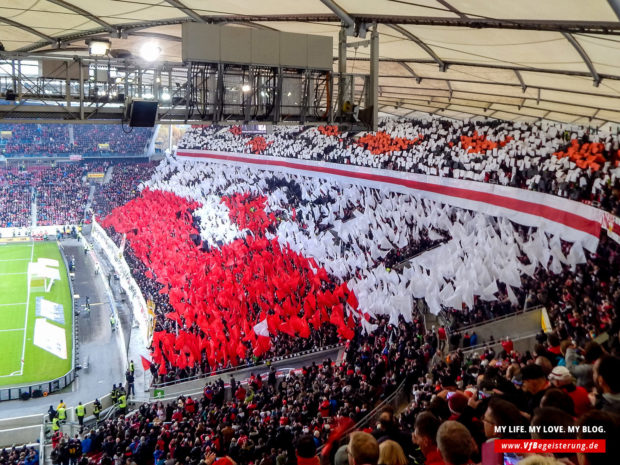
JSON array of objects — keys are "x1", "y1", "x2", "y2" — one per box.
[
  {"x1": 176, "y1": 150, "x2": 620, "y2": 252},
  {"x1": 90, "y1": 219, "x2": 149, "y2": 348}
]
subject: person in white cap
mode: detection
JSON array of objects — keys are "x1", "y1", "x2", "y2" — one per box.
[{"x1": 548, "y1": 365, "x2": 591, "y2": 416}]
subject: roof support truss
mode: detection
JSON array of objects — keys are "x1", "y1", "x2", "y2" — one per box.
[
  {"x1": 514, "y1": 70, "x2": 527, "y2": 93},
  {"x1": 561, "y1": 32, "x2": 601, "y2": 87},
  {"x1": 320, "y1": 0, "x2": 355, "y2": 33},
  {"x1": 388, "y1": 24, "x2": 446, "y2": 71},
  {"x1": 608, "y1": 0, "x2": 620, "y2": 20},
  {"x1": 162, "y1": 0, "x2": 205, "y2": 23},
  {"x1": 398, "y1": 62, "x2": 422, "y2": 84},
  {"x1": 435, "y1": 0, "x2": 467, "y2": 18},
  {"x1": 0, "y1": 17, "x2": 56, "y2": 44},
  {"x1": 46, "y1": 0, "x2": 116, "y2": 33}
]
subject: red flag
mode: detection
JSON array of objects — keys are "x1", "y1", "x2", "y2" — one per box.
[{"x1": 140, "y1": 355, "x2": 151, "y2": 371}]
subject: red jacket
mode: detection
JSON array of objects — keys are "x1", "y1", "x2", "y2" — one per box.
[{"x1": 424, "y1": 447, "x2": 446, "y2": 465}]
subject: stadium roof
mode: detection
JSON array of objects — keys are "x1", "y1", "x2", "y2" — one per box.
[{"x1": 2, "y1": 0, "x2": 620, "y2": 127}]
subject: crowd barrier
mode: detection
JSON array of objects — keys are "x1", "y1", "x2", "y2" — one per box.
[{"x1": 90, "y1": 218, "x2": 150, "y2": 346}]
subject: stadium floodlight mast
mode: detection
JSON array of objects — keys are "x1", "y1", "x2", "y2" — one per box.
[
  {"x1": 140, "y1": 42, "x2": 161, "y2": 62},
  {"x1": 86, "y1": 39, "x2": 111, "y2": 57}
]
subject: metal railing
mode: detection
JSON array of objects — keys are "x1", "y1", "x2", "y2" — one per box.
[
  {"x1": 318, "y1": 379, "x2": 409, "y2": 453},
  {"x1": 152, "y1": 343, "x2": 344, "y2": 388}
]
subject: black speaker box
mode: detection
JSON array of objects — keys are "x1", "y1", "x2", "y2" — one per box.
[{"x1": 128, "y1": 99, "x2": 159, "y2": 127}]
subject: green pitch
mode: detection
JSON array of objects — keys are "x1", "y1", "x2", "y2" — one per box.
[{"x1": 0, "y1": 242, "x2": 73, "y2": 387}]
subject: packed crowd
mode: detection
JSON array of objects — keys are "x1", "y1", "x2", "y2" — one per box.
[
  {"x1": 91, "y1": 161, "x2": 157, "y2": 219},
  {"x1": 35, "y1": 164, "x2": 90, "y2": 226},
  {"x1": 94, "y1": 156, "x2": 613, "y2": 383},
  {"x1": 73, "y1": 125, "x2": 154, "y2": 157},
  {"x1": 0, "y1": 166, "x2": 32, "y2": 227},
  {"x1": 0, "y1": 123, "x2": 153, "y2": 158},
  {"x1": 0, "y1": 124, "x2": 71, "y2": 156},
  {"x1": 50, "y1": 300, "x2": 620, "y2": 465},
  {"x1": 179, "y1": 119, "x2": 620, "y2": 215}
]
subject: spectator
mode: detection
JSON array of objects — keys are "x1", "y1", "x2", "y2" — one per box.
[
  {"x1": 548, "y1": 365, "x2": 591, "y2": 416},
  {"x1": 521, "y1": 364, "x2": 551, "y2": 415},
  {"x1": 436, "y1": 421, "x2": 476, "y2": 465},
  {"x1": 348, "y1": 432, "x2": 379, "y2": 465},
  {"x1": 377, "y1": 441, "x2": 406, "y2": 465},
  {"x1": 576, "y1": 410, "x2": 620, "y2": 465},
  {"x1": 566, "y1": 342, "x2": 604, "y2": 391},
  {"x1": 412, "y1": 412, "x2": 445, "y2": 465},
  {"x1": 295, "y1": 435, "x2": 319, "y2": 465},
  {"x1": 593, "y1": 355, "x2": 620, "y2": 414}
]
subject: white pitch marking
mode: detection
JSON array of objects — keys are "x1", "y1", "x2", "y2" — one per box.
[{"x1": 18, "y1": 242, "x2": 35, "y2": 376}]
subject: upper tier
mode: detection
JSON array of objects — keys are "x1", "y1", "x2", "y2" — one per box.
[{"x1": 178, "y1": 118, "x2": 620, "y2": 217}]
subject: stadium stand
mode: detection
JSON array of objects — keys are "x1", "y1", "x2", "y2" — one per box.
[
  {"x1": 0, "y1": 166, "x2": 32, "y2": 228},
  {"x1": 97, "y1": 155, "x2": 618, "y2": 387},
  {"x1": 0, "y1": 124, "x2": 71, "y2": 157},
  {"x1": 34, "y1": 164, "x2": 90, "y2": 226},
  {"x1": 179, "y1": 119, "x2": 620, "y2": 215},
  {"x1": 0, "y1": 118, "x2": 619, "y2": 465},
  {"x1": 72, "y1": 125, "x2": 154, "y2": 157},
  {"x1": 0, "y1": 124, "x2": 153, "y2": 158},
  {"x1": 90, "y1": 161, "x2": 158, "y2": 219}
]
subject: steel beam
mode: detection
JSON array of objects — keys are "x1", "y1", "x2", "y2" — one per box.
[
  {"x1": 387, "y1": 25, "x2": 446, "y2": 70},
  {"x1": 342, "y1": 56, "x2": 620, "y2": 82},
  {"x1": 319, "y1": 0, "x2": 355, "y2": 30},
  {"x1": 561, "y1": 32, "x2": 601, "y2": 86},
  {"x1": 46, "y1": 0, "x2": 116, "y2": 33},
  {"x1": 435, "y1": 0, "x2": 467, "y2": 18},
  {"x1": 16, "y1": 13, "x2": 620, "y2": 53},
  {"x1": 369, "y1": 24, "x2": 379, "y2": 130},
  {"x1": 608, "y1": 0, "x2": 620, "y2": 21},
  {"x1": 398, "y1": 62, "x2": 422, "y2": 84},
  {"x1": 162, "y1": 0, "x2": 205, "y2": 23},
  {"x1": 514, "y1": 70, "x2": 527, "y2": 93},
  {"x1": 0, "y1": 17, "x2": 56, "y2": 44}
]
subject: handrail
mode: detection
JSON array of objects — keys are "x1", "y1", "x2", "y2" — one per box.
[
  {"x1": 460, "y1": 332, "x2": 540, "y2": 354},
  {"x1": 317, "y1": 378, "x2": 408, "y2": 453},
  {"x1": 152, "y1": 343, "x2": 344, "y2": 388}
]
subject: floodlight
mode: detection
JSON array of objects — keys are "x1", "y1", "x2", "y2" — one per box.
[
  {"x1": 140, "y1": 42, "x2": 161, "y2": 62},
  {"x1": 87, "y1": 39, "x2": 111, "y2": 57},
  {"x1": 241, "y1": 84, "x2": 251, "y2": 93}
]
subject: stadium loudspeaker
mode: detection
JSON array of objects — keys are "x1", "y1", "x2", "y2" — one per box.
[{"x1": 127, "y1": 99, "x2": 159, "y2": 127}]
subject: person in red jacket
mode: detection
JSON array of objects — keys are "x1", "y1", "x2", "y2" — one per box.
[
  {"x1": 549, "y1": 366, "x2": 592, "y2": 416},
  {"x1": 412, "y1": 412, "x2": 446, "y2": 465},
  {"x1": 501, "y1": 337, "x2": 514, "y2": 354},
  {"x1": 185, "y1": 396, "x2": 196, "y2": 414},
  {"x1": 437, "y1": 326, "x2": 447, "y2": 352},
  {"x1": 235, "y1": 385, "x2": 246, "y2": 402}
]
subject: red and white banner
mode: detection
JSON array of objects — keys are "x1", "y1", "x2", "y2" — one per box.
[{"x1": 177, "y1": 150, "x2": 616, "y2": 252}]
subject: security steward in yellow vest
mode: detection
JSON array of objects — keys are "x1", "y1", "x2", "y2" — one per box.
[
  {"x1": 76, "y1": 402, "x2": 85, "y2": 426},
  {"x1": 117, "y1": 393, "x2": 127, "y2": 415},
  {"x1": 57, "y1": 405, "x2": 66, "y2": 423},
  {"x1": 93, "y1": 399, "x2": 102, "y2": 420},
  {"x1": 52, "y1": 416, "x2": 60, "y2": 432}
]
